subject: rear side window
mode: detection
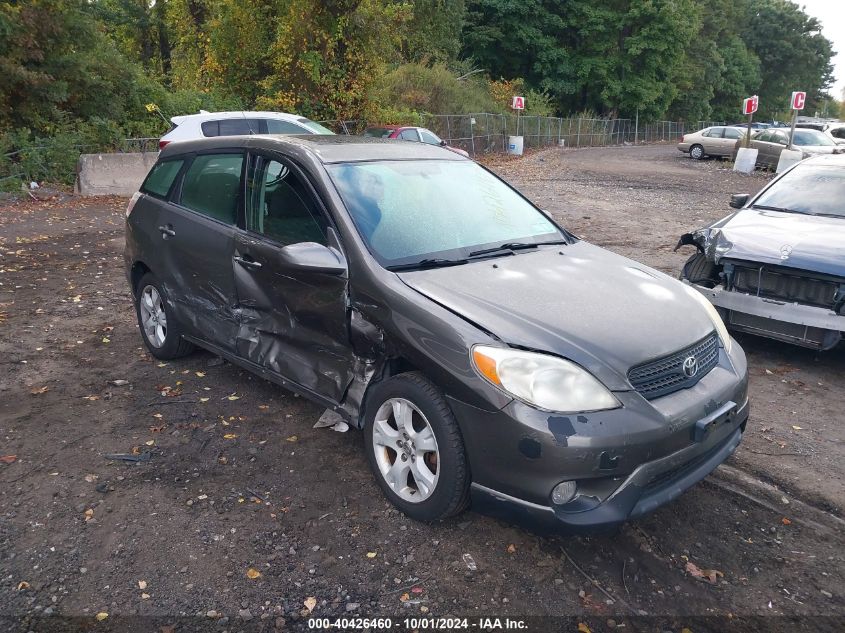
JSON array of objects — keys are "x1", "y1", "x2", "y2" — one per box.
[
  {"x1": 142, "y1": 160, "x2": 184, "y2": 198},
  {"x1": 201, "y1": 119, "x2": 262, "y2": 137},
  {"x1": 399, "y1": 129, "x2": 420, "y2": 141},
  {"x1": 179, "y1": 154, "x2": 244, "y2": 224},
  {"x1": 831, "y1": 127, "x2": 845, "y2": 140},
  {"x1": 723, "y1": 128, "x2": 742, "y2": 140}
]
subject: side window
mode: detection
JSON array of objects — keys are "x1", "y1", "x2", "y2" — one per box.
[
  {"x1": 831, "y1": 128, "x2": 845, "y2": 140},
  {"x1": 142, "y1": 159, "x2": 184, "y2": 198},
  {"x1": 756, "y1": 131, "x2": 773, "y2": 143},
  {"x1": 246, "y1": 156, "x2": 326, "y2": 246},
  {"x1": 701, "y1": 128, "x2": 713, "y2": 138},
  {"x1": 179, "y1": 154, "x2": 243, "y2": 224},
  {"x1": 266, "y1": 119, "x2": 309, "y2": 134},
  {"x1": 419, "y1": 129, "x2": 441, "y2": 145},
  {"x1": 774, "y1": 131, "x2": 789, "y2": 145},
  {"x1": 723, "y1": 128, "x2": 742, "y2": 140},
  {"x1": 201, "y1": 121, "x2": 220, "y2": 137},
  {"x1": 399, "y1": 129, "x2": 420, "y2": 142},
  {"x1": 710, "y1": 127, "x2": 725, "y2": 138},
  {"x1": 218, "y1": 119, "x2": 261, "y2": 136}
]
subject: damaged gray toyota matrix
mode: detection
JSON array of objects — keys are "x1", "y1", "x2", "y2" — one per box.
[{"x1": 124, "y1": 135, "x2": 749, "y2": 531}]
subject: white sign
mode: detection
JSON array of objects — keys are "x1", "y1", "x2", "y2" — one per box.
[
  {"x1": 791, "y1": 91, "x2": 806, "y2": 110},
  {"x1": 511, "y1": 96, "x2": 525, "y2": 110},
  {"x1": 742, "y1": 95, "x2": 758, "y2": 116}
]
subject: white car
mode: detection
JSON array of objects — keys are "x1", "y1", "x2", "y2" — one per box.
[{"x1": 158, "y1": 111, "x2": 334, "y2": 149}]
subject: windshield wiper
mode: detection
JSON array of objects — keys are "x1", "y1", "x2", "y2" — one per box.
[
  {"x1": 386, "y1": 257, "x2": 469, "y2": 272},
  {"x1": 751, "y1": 204, "x2": 805, "y2": 215},
  {"x1": 467, "y1": 239, "x2": 568, "y2": 258}
]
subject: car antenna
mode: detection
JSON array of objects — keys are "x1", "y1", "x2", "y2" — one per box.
[{"x1": 240, "y1": 110, "x2": 257, "y2": 136}]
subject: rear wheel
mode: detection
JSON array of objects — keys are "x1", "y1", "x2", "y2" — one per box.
[
  {"x1": 364, "y1": 372, "x2": 470, "y2": 522},
  {"x1": 682, "y1": 253, "x2": 720, "y2": 288},
  {"x1": 135, "y1": 272, "x2": 195, "y2": 360},
  {"x1": 689, "y1": 144, "x2": 705, "y2": 160}
]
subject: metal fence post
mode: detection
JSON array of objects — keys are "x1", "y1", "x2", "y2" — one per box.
[{"x1": 576, "y1": 118, "x2": 581, "y2": 148}]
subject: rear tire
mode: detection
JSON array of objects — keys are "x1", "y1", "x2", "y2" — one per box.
[
  {"x1": 134, "y1": 272, "x2": 195, "y2": 360},
  {"x1": 682, "y1": 253, "x2": 720, "y2": 288},
  {"x1": 689, "y1": 144, "x2": 705, "y2": 160},
  {"x1": 363, "y1": 372, "x2": 470, "y2": 522}
]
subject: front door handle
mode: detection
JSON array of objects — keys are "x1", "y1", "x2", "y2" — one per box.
[
  {"x1": 158, "y1": 225, "x2": 176, "y2": 237},
  {"x1": 233, "y1": 255, "x2": 262, "y2": 270}
]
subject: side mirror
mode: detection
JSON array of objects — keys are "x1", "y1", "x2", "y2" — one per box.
[
  {"x1": 278, "y1": 242, "x2": 347, "y2": 276},
  {"x1": 729, "y1": 193, "x2": 750, "y2": 209},
  {"x1": 439, "y1": 140, "x2": 447, "y2": 147}
]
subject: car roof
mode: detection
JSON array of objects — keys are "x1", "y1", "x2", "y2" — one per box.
[
  {"x1": 800, "y1": 153, "x2": 845, "y2": 166},
  {"x1": 170, "y1": 111, "x2": 307, "y2": 125},
  {"x1": 157, "y1": 134, "x2": 467, "y2": 164}
]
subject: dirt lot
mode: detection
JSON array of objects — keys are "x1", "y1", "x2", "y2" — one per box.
[{"x1": 1, "y1": 145, "x2": 843, "y2": 633}]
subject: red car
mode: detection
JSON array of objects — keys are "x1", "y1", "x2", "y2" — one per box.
[{"x1": 363, "y1": 125, "x2": 470, "y2": 158}]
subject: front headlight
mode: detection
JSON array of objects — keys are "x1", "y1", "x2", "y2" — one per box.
[
  {"x1": 472, "y1": 346, "x2": 620, "y2": 413},
  {"x1": 684, "y1": 284, "x2": 732, "y2": 352}
]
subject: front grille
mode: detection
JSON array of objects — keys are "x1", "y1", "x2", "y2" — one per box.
[
  {"x1": 628, "y1": 333, "x2": 719, "y2": 400},
  {"x1": 730, "y1": 262, "x2": 840, "y2": 309}
]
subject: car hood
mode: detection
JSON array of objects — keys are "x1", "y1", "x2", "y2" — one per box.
[
  {"x1": 397, "y1": 242, "x2": 715, "y2": 391},
  {"x1": 694, "y1": 208, "x2": 845, "y2": 276}
]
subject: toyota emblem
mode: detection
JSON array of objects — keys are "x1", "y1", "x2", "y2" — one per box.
[
  {"x1": 780, "y1": 244, "x2": 793, "y2": 260},
  {"x1": 682, "y1": 356, "x2": 699, "y2": 378}
]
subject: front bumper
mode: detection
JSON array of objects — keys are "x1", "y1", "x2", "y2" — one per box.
[
  {"x1": 688, "y1": 282, "x2": 845, "y2": 350},
  {"x1": 449, "y1": 344, "x2": 749, "y2": 532}
]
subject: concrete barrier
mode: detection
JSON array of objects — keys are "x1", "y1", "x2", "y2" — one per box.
[{"x1": 75, "y1": 152, "x2": 158, "y2": 196}]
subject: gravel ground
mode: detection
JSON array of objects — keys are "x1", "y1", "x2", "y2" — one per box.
[{"x1": 0, "y1": 145, "x2": 843, "y2": 633}]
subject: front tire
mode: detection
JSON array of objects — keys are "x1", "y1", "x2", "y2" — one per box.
[
  {"x1": 689, "y1": 144, "x2": 705, "y2": 160},
  {"x1": 363, "y1": 372, "x2": 470, "y2": 521},
  {"x1": 135, "y1": 272, "x2": 195, "y2": 360}
]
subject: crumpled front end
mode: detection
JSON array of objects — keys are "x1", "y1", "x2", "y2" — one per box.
[{"x1": 677, "y1": 211, "x2": 845, "y2": 350}]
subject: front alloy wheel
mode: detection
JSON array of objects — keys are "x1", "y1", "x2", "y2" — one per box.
[{"x1": 371, "y1": 397, "x2": 440, "y2": 502}]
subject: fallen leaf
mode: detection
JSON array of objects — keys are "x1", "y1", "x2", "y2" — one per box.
[
  {"x1": 781, "y1": 517, "x2": 792, "y2": 525},
  {"x1": 152, "y1": 413, "x2": 163, "y2": 419},
  {"x1": 149, "y1": 425, "x2": 166, "y2": 433},
  {"x1": 195, "y1": 372, "x2": 206, "y2": 377},
  {"x1": 84, "y1": 508, "x2": 94, "y2": 522},
  {"x1": 200, "y1": 397, "x2": 210, "y2": 403},
  {"x1": 791, "y1": 425, "x2": 803, "y2": 431},
  {"x1": 246, "y1": 568, "x2": 262, "y2": 579},
  {"x1": 84, "y1": 474, "x2": 98, "y2": 483},
  {"x1": 109, "y1": 379, "x2": 129, "y2": 386},
  {"x1": 0, "y1": 455, "x2": 17, "y2": 464},
  {"x1": 141, "y1": 593, "x2": 150, "y2": 600},
  {"x1": 17, "y1": 581, "x2": 30, "y2": 591},
  {"x1": 30, "y1": 386, "x2": 49, "y2": 395},
  {"x1": 686, "y1": 561, "x2": 723, "y2": 584},
  {"x1": 258, "y1": 405, "x2": 269, "y2": 410},
  {"x1": 286, "y1": 435, "x2": 298, "y2": 443},
  {"x1": 304, "y1": 597, "x2": 317, "y2": 613},
  {"x1": 399, "y1": 593, "x2": 410, "y2": 602},
  {"x1": 102, "y1": 337, "x2": 110, "y2": 344},
  {"x1": 138, "y1": 580, "x2": 147, "y2": 590},
  {"x1": 578, "y1": 624, "x2": 592, "y2": 633},
  {"x1": 145, "y1": 440, "x2": 155, "y2": 446},
  {"x1": 95, "y1": 612, "x2": 108, "y2": 621},
  {"x1": 223, "y1": 434, "x2": 238, "y2": 440},
  {"x1": 227, "y1": 394, "x2": 240, "y2": 401},
  {"x1": 506, "y1": 544, "x2": 517, "y2": 554},
  {"x1": 366, "y1": 552, "x2": 377, "y2": 559},
  {"x1": 411, "y1": 587, "x2": 423, "y2": 594},
  {"x1": 72, "y1": 295, "x2": 82, "y2": 302},
  {"x1": 83, "y1": 395, "x2": 100, "y2": 401}
]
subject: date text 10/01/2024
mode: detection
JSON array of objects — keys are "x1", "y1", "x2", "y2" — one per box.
[{"x1": 307, "y1": 617, "x2": 529, "y2": 630}]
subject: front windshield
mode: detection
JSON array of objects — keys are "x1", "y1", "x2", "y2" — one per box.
[
  {"x1": 327, "y1": 160, "x2": 564, "y2": 266},
  {"x1": 753, "y1": 163, "x2": 845, "y2": 217},
  {"x1": 793, "y1": 129, "x2": 834, "y2": 146},
  {"x1": 296, "y1": 118, "x2": 335, "y2": 135}
]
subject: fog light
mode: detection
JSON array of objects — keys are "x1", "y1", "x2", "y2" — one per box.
[{"x1": 551, "y1": 481, "x2": 578, "y2": 505}]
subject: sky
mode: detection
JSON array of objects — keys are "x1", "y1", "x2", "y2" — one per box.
[{"x1": 798, "y1": 0, "x2": 844, "y2": 99}]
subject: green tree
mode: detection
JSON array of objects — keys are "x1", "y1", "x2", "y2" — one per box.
[
  {"x1": 400, "y1": 0, "x2": 466, "y2": 63},
  {"x1": 743, "y1": 0, "x2": 834, "y2": 118}
]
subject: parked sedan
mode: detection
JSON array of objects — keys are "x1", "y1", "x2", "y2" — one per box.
[
  {"x1": 678, "y1": 126, "x2": 745, "y2": 159},
  {"x1": 363, "y1": 125, "x2": 470, "y2": 157},
  {"x1": 677, "y1": 154, "x2": 845, "y2": 350},
  {"x1": 125, "y1": 135, "x2": 748, "y2": 532},
  {"x1": 730, "y1": 128, "x2": 843, "y2": 169}
]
